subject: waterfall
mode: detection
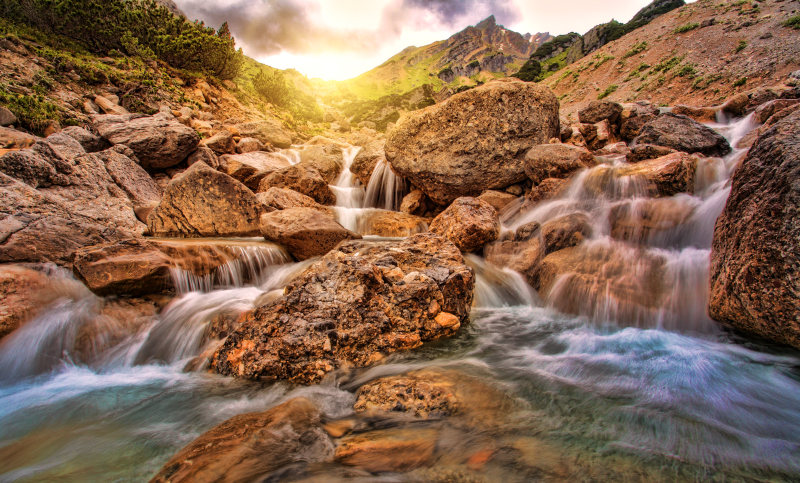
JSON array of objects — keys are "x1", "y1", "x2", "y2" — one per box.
[{"x1": 364, "y1": 158, "x2": 407, "y2": 211}]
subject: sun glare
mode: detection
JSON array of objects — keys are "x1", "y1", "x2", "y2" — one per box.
[{"x1": 260, "y1": 51, "x2": 386, "y2": 81}]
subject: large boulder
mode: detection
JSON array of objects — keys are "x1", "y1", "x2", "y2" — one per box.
[
  {"x1": 257, "y1": 164, "x2": 336, "y2": 205},
  {"x1": 633, "y1": 113, "x2": 731, "y2": 157},
  {"x1": 709, "y1": 111, "x2": 800, "y2": 349},
  {"x1": 223, "y1": 151, "x2": 290, "y2": 190},
  {"x1": 297, "y1": 143, "x2": 343, "y2": 183},
  {"x1": 260, "y1": 208, "x2": 360, "y2": 260},
  {"x1": 60, "y1": 126, "x2": 109, "y2": 152},
  {"x1": 234, "y1": 120, "x2": 292, "y2": 149},
  {"x1": 151, "y1": 398, "x2": 333, "y2": 483},
  {"x1": 256, "y1": 187, "x2": 333, "y2": 215},
  {"x1": 93, "y1": 112, "x2": 200, "y2": 170},
  {"x1": 578, "y1": 100, "x2": 623, "y2": 125},
  {"x1": 524, "y1": 144, "x2": 596, "y2": 185},
  {"x1": 212, "y1": 233, "x2": 474, "y2": 383},
  {"x1": 385, "y1": 78, "x2": 559, "y2": 205},
  {"x1": 147, "y1": 162, "x2": 263, "y2": 237},
  {"x1": 429, "y1": 197, "x2": 499, "y2": 252},
  {"x1": 101, "y1": 148, "x2": 162, "y2": 217}
]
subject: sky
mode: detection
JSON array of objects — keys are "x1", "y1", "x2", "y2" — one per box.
[{"x1": 172, "y1": 0, "x2": 669, "y2": 81}]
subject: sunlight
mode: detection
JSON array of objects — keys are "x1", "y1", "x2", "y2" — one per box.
[{"x1": 259, "y1": 50, "x2": 385, "y2": 81}]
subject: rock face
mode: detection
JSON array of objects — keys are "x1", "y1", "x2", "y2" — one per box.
[
  {"x1": 709, "y1": 111, "x2": 800, "y2": 349},
  {"x1": 212, "y1": 234, "x2": 475, "y2": 383},
  {"x1": 429, "y1": 197, "x2": 500, "y2": 252},
  {"x1": 147, "y1": 162, "x2": 263, "y2": 237},
  {"x1": 93, "y1": 113, "x2": 200, "y2": 170},
  {"x1": 385, "y1": 78, "x2": 559, "y2": 205},
  {"x1": 633, "y1": 113, "x2": 731, "y2": 157},
  {"x1": 257, "y1": 164, "x2": 335, "y2": 205},
  {"x1": 260, "y1": 208, "x2": 360, "y2": 261},
  {"x1": 524, "y1": 144, "x2": 596, "y2": 184},
  {"x1": 151, "y1": 398, "x2": 333, "y2": 483}
]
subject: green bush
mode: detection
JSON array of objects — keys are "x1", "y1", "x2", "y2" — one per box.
[
  {"x1": 598, "y1": 84, "x2": 618, "y2": 100},
  {"x1": 674, "y1": 22, "x2": 700, "y2": 33},
  {"x1": 0, "y1": 83, "x2": 63, "y2": 134},
  {"x1": 252, "y1": 69, "x2": 322, "y2": 122},
  {"x1": 623, "y1": 41, "x2": 648, "y2": 58},
  {"x1": 735, "y1": 40, "x2": 747, "y2": 52},
  {"x1": 783, "y1": 15, "x2": 800, "y2": 29},
  {"x1": 733, "y1": 77, "x2": 747, "y2": 87},
  {"x1": 513, "y1": 59, "x2": 542, "y2": 82},
  {"x1": 0, "y1": 0, "x2": 243, "y2": 79}
]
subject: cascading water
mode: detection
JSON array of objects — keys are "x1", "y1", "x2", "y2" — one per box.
[{"x1": 2, "y1": 115, "x2": 800, "y2": 481}]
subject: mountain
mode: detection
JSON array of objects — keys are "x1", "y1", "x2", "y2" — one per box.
[{"x1": 318, "y1": 16, "x2": 551, "y2": 101}]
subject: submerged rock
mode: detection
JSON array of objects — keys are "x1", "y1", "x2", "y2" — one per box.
[
  {"x1": 212, "y1": 233, "x2": 474, "y2": 384},
  {"x1": 147, "y1": 161, "x2": 263, "y2": 237},
  {"x1": 385, "y1": 78, "x2": 559, "y2": 205},
  {"x1": 633, "y1": 113, "x2": 731, "y2": 157},
  {"x1": 709, "y1": 110, "x2": 800, "y2": 349},
  {"x1": 429, "y1": 197, "x2": 500, "y2": 252},
  {"x1": 260, "y1": 208, "x2": 360, "y2": 261},
  {"x1": 151, "y1": 398, "x2": 333, "y2": 483}
]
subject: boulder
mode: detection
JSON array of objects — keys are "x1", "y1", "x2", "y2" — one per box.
[
  {"x1": 101, "y1": 149, "x2": 161, "y2": 214},
  {"x1": 709, "y1": 110, "x2": 800, "y2": 349},
  {"x1": 94, "y1": 95, "x2": 128, "y2": 115},
  {"x1": 211, "y1": 233, "x2": 474, "y2": 383},
  {"x1": 633, "y1": 113, "x2": 731, "y2": 157},
  {"x1": 358, "y1": 210, "x2": 429, "y2": 237},
  {"x1": 753, "y1": 99, "x2": 800, "y2": 124},
  {"x1": 200, "y1": 131, "x2": 236, "y2": 155},
  {"x1": 385, "y1": 78, "x2": 559, "y2": 205},
  {"x1": 59, "y1": 126, "x2": 109, "y2": 152},
  {"x1": 620, "y1": 114, "x2": 656, "y2": 142},
  {"x1": 585, "y1": 152, "x2": 698, "y2": 198},
  {"x1": 578, "y1": 100, "x2": 623, "y2": 125},
  {"x1": 44, "y1": 132, "x2": 86, "y2": 160},
  {"x1": 298, "y1": 144, "x2": 343, "y2": 183},
  {"x1": 334, "y1": 428, "x2": 437, "y2": 473},
  {"x1": 147, "y1": 162, "x2": 263, "y2": 237},
  {"x1": 541, "y1": 213, "x2": 592, "y2": 253},
  {"x1": 671, "y1": 105, "x2": 718, "y2": 123},
  {"x1": 429, "y1": 197, "x2": 500, "y2": 252},
  {"x1": 351, "y1": 139, "x2": 385, "y2": 186},
  {"x1": 0, "y1": 265, "x2": 51, "y2": 339},
  {"x1": 720, "y1": 92, "x2": 750, "y2": 117},
  {"x1": 0, "y1": 107, "x2": 17, "y2": 127},
  {"x1": 186, "y1": 147, "x2": 220, "y2": 170},
  {"x1": 524, "y1": 144, "x2": 596, "y2": 185},
  {"x1": 258, "y1": 164, "x2": 336, "y2": 205},
  {"x1": 260, "y1": 208, "x2": 360, "y2": 260},
  {"x1": 628, "y1": 144, "x2": 678, "y2": 163},
  {"x1": 92, "y1": 112, "x2": 200, "y2": 170},
  {"x1": 523, "y1": 177, "x2": 570, "y2": 207},
  {"x1": 609, "y1": 198, "x2": 696, "y2": 244},
  {"x1": 236, "y1": 137, "x2": 263, "y2": 153},
  {"x1": 256, "y1": 187, "x2": 333, "y2": 215},
  {"x1": 399, "y1": 189, "x2": 429, "y2": 216},
  {"x1": 235, "y1": 120, "x2": 292, "y2": 148},
  {"x1": 476, "y1": 190, "x2": 518, "y2": 213},
  {"x1": 0, "y1": 126, "x2": 36, "y2": 149},
  {"x1": 151, "y1": 398, "x2": 333, "y2": 483},
  {"x1": 223, "y1": 151, "x2": 290, "y2": 190}
]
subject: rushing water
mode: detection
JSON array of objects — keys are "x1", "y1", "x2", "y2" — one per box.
[{"x1": 1, "y1": 116, "x2": 800, "y2": 481}]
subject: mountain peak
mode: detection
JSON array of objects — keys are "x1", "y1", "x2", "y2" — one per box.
[{"x1": 475, "y1": 15, "x2": 497, "y2": 30}]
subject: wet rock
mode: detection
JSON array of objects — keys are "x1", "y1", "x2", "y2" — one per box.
[
  {"x1": 400, "y1": 189, "x2": 429, "y2": 216},
  {"x1": 628, "y1": 144, "x2": 678, "y2": 163},
  {"x1": 541, "y1": 213, "x2": 592, "y2": 253},
  {"x1": 429, "y1": 197, "x2": 500, "y2": 253},
  {"x1": 151, "y1": 398, "x2": 333, "y2": 483},
  {"x1": 671, "y1": 105, "x2": 718, "y2": 123},
  {"x1": 236, "y1": 137, "x2": 264, "y2": 153},
  {"x1": 147, "y1": 161, "x2": 263, "y2": 237},
  {"x1": 477, "y1": 190, "x2": 517, "y2": 213},
  {"x1": 258, "y1": 164, "x2": 336, "y2": 205},
  {"x1": 93, "y1": 112, "x2": 200, "y2": 170},
  {"x1": 385, "y1": 78, "x2": 559, "y2": 205},
  {"x1": 485, "y1": 235, "x2": 544, "y2": 287},
  {"x1": 351, "y1": 139, "x2": 384, "y2": 186},
  {"x1": 358, "y1": 210, "x2": 429, "y2": 237},
  {"x1": 0, "y1": 265, "x2": 51, "y2": 339},
  {"x1": 223, "y1": 151, "x2": 290, "y2": 190},
  {"x1": 609, "y1": 198, "x2": 695, "y2": 244},
  {"x1": 212, "y1": 233, "x2": 474, "y2": 383},
  {"x1": 524, "y1": 144, "x2": 596, "y2": 185},
  {"x1": 60, "y1": 126, "x2": 109, "y2": 152},
  {"x1": 256, "y1": 187, "x2": 333, "y2": 216},
  {"x1": 720, "y1": 92, "x2": 750, "y2": 117},
  {"x1": 709, "y1": 110, "x2": 800, "y2": 349},
  {"x1": 762, "y1": 103, "x2": 800, "y2": 129},
  {"x1": 753, "y1": 99, "x2": 800, "y2": 124},
  {"x1": 586, "y1": 152, "x2": 698, "y2": 197},
  {"x1": 633, "y1": 113, "x2": 731, "y2": 157},
  {"x1": 523, "y1": 177, "x2": 570, "y2": 207},
  {"x1": 260, "y1": 208, "x2": 360, "y2": 261},
  {"x1": 595, "y1": 142, "x2": 631, "y2": 159},
  {"x1": 578, "y1": 100, "x2": 623, "y2": 126},
  {"x1": 335, "y1": 428, "x2": 438, "y2": 473},
  {"x1": 235, "y1": 119, "x2": 292, "y2": 149},
  {"x1": 200, "y1": 131, "x2": 236, "y2": 155}
]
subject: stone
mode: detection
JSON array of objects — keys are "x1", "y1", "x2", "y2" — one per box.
[
  {"x1": 101, "y1": 149, "x2": 162, "y2": 213},
  {"x1": 0, "y1": 265, "x2": 51, "y2": 339},
  {"x1": 236, "y1": 137, "x2": 263, "y2": 153},
  {"x1": 258, "y1": 164, "x2": 336, "y2": 205},
  {"x1": 93, "y1": 112, "x2": 200, "y2": 170},
  {"x1": 720, "y1": 92, "x2": 750, "y2": 117},
  {"x1": 351, "y1": 139, "x2": 385, "y2": 186},
  {"x1": 335, "y1": 428, "x2": 438, "y2": 473},
  {"x1": 709, "y1": 111, "x2": 800, "y2": 349},
  {"x1": 753, "y1": 99, "x2": 800, "y2": 124},
  {"x1": 385, "y1": 78, "x2": 559, "y2": 205},
  {"x1": 633, "y1": 113, "x2": 731, "y2": 157},
  {"x1": 400, "y1": 189, "x2": 428, "y2": 216},
  {"x1": 671, "y1": 105, "x2": 718, "y2": 123},
  {"x1": 147, "y1": 161, "x2": 263, "y2": 237},
  {"x1": 585, "y1": 152, "x2": 698, "y2": 198},
  {"x1": 235, "y1": 120, "x2": 292, "y2": 148},
  {"x1": 151, "y1": 398, "x2": 333, "y2": 483},
  {"x1": 200, "y1": 131, "x2": 236, "y2": 155},
  {"x1": 578, "y1": 100, "x2": 623, "y2": 126},
  {"x1": 45, "y1": 132, "x2": 86, "y2": 161},
  {"x1": 524, "y1": 144, "x2": 596, "y2": 185},
  {"x1": 94, "y1": 95, "x2": 128, "y2": 115},
  {"x1": 523, "y1": 177, "x2": 570, "y2": 207},
  {"x1": 628, "y1": 144, "x2": 678, "y2": 163},
  {"x1": 609, "y1": 198, "x2": 696, "y2": 244},
  {"x1": 0, "y1": 107, "x2": 17, "y2": 127},
  {"x1": 620, "y1": 114, "x2": 656, "y2": 142},
  {"x1": 186, "y1": 147, "x2": 220, "y2": 170},
  {"x1": 541, "y1": 213, "x2": 592, "y2": 254},
  {"x1": 60, "y1": 126, "x2": 109, "y2": 153},
  {"x1": 358, "y1": 210, "x2": 429, "y2": 237},
  {"x1": 211, "y1": 233, "x2": 474, "y2": 383},
  {"x1": 223, "y1": 151, "x2": 290, "y2": 190},
  {"x1": 476, "y1": 190, "x2": 518, "y2": 213},
  {"x1": 0, "y1": 126, "x2": 36, "y2": 149},
  {"x1": 256, "y1": 187, "x2": 333, "y2": 216},
  {"x1": 429, "y1": 197, "x2": 500, "y2": 253},
  {"x1": 260, "y1": 208, "x2": 360, "y2": 260},
  {"x1": 298, "y1": 143, "x2": 343, "y2": 183}
]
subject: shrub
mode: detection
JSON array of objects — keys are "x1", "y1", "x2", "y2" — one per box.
[
  {"x1": 598, "y1": 84, "x2": 618, "y2": 100},
  {"x1": 0, "y1": 83, "x2": 63, "y2": 134},
  {"x1": 623, "y1": 41, "x2": 648, "y2": 58},
  {"x1": 735, "y1": 40, "x2": 747, "y2": 52},
  {"x1": 513, "y1": 59, "x2": 542, "y2": 82},
  {"x1": 783, "y1": 15, "x2": 800, "y2": 29},
  {"x1": 674, "y1": 23, "x2": 700, "y2": 33},
  {"x1": 733, "y1": 77, "x2": 747, "y2": 87},
  {"x1": 677, "y1": 64, "x2": 697, "y2": 77}
]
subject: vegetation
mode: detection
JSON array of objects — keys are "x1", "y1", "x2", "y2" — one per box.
[
  {"x1": 674, "y1": 22, "x2": 700, "y2": 33},
  {"x1": 0, "y1": 82, "x2": 63, "y2": 133},
  {"x1": 652, "y1": 55, "x2": 684, "y2": 73},
  {"x1": 783, "y1": 14, "x2": 800, "y2": 29},
  {"x1": 598, "y1": 84, "x2": 618, "y2": 99},
  {"x1": 0, "y1": 0, "x2": 244, "y2": 79},
  {"x1": 252, "y1": 68, "x2": 322, "y2": 122},
  {"x1": 531, "y1": 33, "x2": 580, "y2": 60},
  {"x1": 623, "y1": 41, "x2": 648, "y2": 58},
  {"x1": 735, "y1": 40, "x2": 748, "y2": 52},
  {"x1": 677, "y1": 64, "x2": 697, "y2": 78},
  {"x1": 513, "y1": 59, "x2": 542, "y2": 82},
  {"x1": 733, "y1": 77, "x2": 747, "y2": 87}
]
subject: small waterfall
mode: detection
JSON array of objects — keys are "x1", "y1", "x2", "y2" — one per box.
[
  {"x1": 467, "y1": 255, "x2": 538, "y2": 308},
  {"x1": 273, "y1": 148, "x2": 300, "y2": 165},
  {"x1": 331, "y1": 146, "x2": 364, "y2": 208},
  {"x1": 364, "y1": 159, "x2": 407, "y2": 211}
]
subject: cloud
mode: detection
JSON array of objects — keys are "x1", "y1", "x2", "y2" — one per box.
[{"x1": 399, "y1": 0, "x2": 519, "y2": 27}]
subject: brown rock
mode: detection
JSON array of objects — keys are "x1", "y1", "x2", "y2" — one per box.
[
  {"x1": 671, "y1": 105, "x2": 718, "y2": 123},
  {"x1": 147, "y1": 162, "x2": 263, "y2": 237},
  {"x1": 60, "y1": 126, "x2": 109, "y2": 153},
  {"x1": 524, "y1": 143, "x2": 596, "y2": 185},
  {"x1": 358, "y1": 210, "x2": 429, "y2": 237},
  {"x1": 151, "y1": 398, "x2": 333, "y2": 483},
  {"x1": 351, "y1": 139, "x2": 385, "y2": 186},
  {"x1": 400, "y1": 189, "x2": 428, "y2": 216},
  {"x1": 0, "y1": 107, "x2": 17, "y2": 127},
  {"x1": 429, "y1": 197, "x2": 500, "y2": 252},
  {"x1": 753, "y1": 99, "x2": 800, "y2": 124},
  {"x1": 485, "y1": 236, "x2": 544, "y2": 288},
  {"x1": 477, "y1": 190, "x2": 518, "y2": 213},
  {"x1": 211, "y1": 233, "x2": 474, "y2": 383},
  {"x1": 335, "y1": 428, "x2": 437, "y2": 473},
  {"x1": 628, "y1": 144, "x2": 678, "y2": 163},
  {"x1": 186, "y1": 147, "x2": 219, "y2": 170},
  {"x1": 235, "y1": 120, "x2": 292, "y2": 148},
  {"x1": 620, "y1": 114, "x2": 656, "y2": 142},
  {"x1": 586, "y1": 152, "x2": 698, "y2": 198},
  {"x1": 102, "y1": 149, "x2": 162, "y2": 213},
  {"x1": 541, "y1": 213, "x2": 592, "y2": 254},
  {"x1": 258, "y1": 164, "x2": 335, "y2": 205},
  {"x1": 93, "y1": 112, "x2": 200, "y2": 170},
  {"x1": 94, "y1": 95, "x2": 128, "y2": 115},
  {"x1": 298, "y1": 143, "x2": 343, "y2": 183},
  {"x1": 720, "y1": 92, "x2": 750, "y2": 117},
  {"x1": 524, "y1": 177, "x2": 570, "y2": 206},
  {"x1": 709, "y1": 110, "x2": 800, "y2": 349},
  {"x1": 256, "y1": 187, "x2": 332, "y2": 215},
  {"x1": 260, "y1": 208, "x2": 360, "y2": 261},
  {"x1": 236, "y1": 137, "x2": 263, "y2": 153},
  {"x1": 385, "y1": 78, "x2": 560, "y2": 205},
  {"x1": 578, "y1": 100, "x2": 623, "y2": 125},
  {"x1": 609, "y1": 198, "x2": 695, "y2": 244},
  {"x1": 223, "y1": 151, "x2": 290, "y2": 190},
  {"x1": 0, "y1": 265, "x2": 51, "y2": 339},
  {"x1": 633, "y1": 113, "x2": 731, "y2": 157},
  {"x1": 594, "y1": 141, "x2": 631, "y2": 159},
  {"x1": 200, "y1": 131, "x2": 236, "y2": 155},
  {"x1": 0, "y1": 126, "x2": 36, "y2": 149}
]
